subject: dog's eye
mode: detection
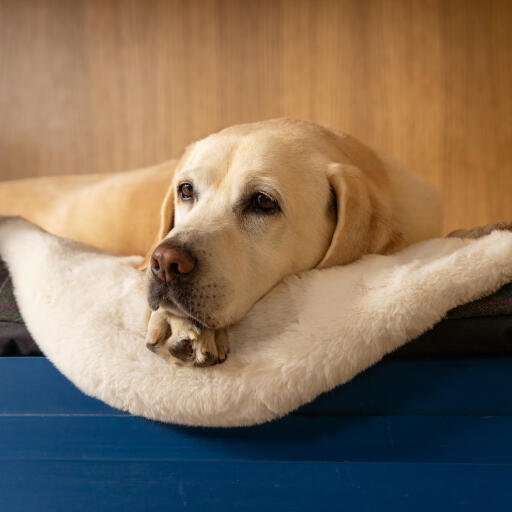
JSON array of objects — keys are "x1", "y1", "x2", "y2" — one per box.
[
  {"x1": 178, "y1": 183, "x2": 194, "y2": 200},
  {"x1": 251, "y1": 192, "x2": 279, "y2": 213}
]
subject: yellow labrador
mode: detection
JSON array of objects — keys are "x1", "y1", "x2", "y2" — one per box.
[
  {"x1": 141, "y1": 119, "x2": 441, "y2": 365},
  {"x1": 0, "y1": 119, "x2": 442, "y2": 366}
]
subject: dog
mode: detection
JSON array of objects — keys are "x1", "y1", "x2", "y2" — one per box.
[
  {"x1": 0, "y1": 119, "x2": 444, "y2": 366},
  {"x1": 139, "y1": 119, "x2": 442, "y2": 365}
]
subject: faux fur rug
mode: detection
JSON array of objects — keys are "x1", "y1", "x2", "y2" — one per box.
[{"x1": 1, "y1": 216, "x2": 512, "y2": 427}]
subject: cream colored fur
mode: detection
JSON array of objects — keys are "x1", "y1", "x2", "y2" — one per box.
[
  {"x1": 1, "y1": 216, "x2": 511, "y2": 427},
  {"x1": 0, "y1": 160, "x2": 176, "y2": 257}
]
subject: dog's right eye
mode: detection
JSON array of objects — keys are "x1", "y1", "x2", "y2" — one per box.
[
  {"x1": 250, "y1": 192, "x2": 280, "y2": 214},
  {"x1": 178, "y1": 183, "x2": 194, "y2": 200}
]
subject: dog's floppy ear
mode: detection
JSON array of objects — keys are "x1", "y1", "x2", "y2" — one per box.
[
  {"x1": 138, "y1": 182, "x2": 175, "y2": 271},
  {"x1": 317, "y1": 141, "x2": 403, "y2": 269}
]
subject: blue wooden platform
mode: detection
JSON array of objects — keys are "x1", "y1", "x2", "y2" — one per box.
[{"x1": 1, "y1": 356, "x2": 512, "y2": 511}]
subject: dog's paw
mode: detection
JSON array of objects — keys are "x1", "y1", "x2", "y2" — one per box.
[
  {"x1": 189, "y1": 328, "x2": 229, "y2": 368},
  {"x1": 145, "y1": 309, "x2": 229, "y2": 367},
  {"x1": 168, "y1": 321, "x2": 229, "y2": 367},
  {"x1": 145, "y1": 308, "x2": 172, "y2": 350},
  {"x1": 447, "y1": 221, "x2": 512, "y2": 239}
]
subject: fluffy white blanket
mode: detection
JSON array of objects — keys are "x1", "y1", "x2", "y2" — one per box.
[{"x1": 1, "y1": 217, "x2": 512, "y2": 427}]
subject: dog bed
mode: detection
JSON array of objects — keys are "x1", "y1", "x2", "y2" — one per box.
[
  {"x1": 4, "y1": 261, "x2": 512, "y2": 358},
  {"x1": 1, "y1": 216, "x2": 512, "y2": 427}
]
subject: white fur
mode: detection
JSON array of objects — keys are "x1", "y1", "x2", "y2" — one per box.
[{"x1": 1, "y1": 216, "x2": 512, "y2": 427}]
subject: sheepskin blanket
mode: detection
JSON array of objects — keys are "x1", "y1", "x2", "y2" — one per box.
[{"x1": 1, "y1": 216, "x2": 512, "y2": 427}]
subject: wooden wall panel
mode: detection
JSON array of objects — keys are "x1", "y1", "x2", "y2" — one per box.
[{"x1": 0, "y1": 0, "x2": 511, "y2": 233}]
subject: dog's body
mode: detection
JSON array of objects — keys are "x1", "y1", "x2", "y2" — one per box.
[
  {"x1": 0, "y1": 160, "x2": 177, "y2": 257},
  {"x1": 0, "y1": 119, "x2": 442, "y2": 365}
]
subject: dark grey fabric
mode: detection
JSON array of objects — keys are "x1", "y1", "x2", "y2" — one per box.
[
  {"x1": 0, "y1": 260, "x2": 22, "y2": 323},
  {"x1": 0, "y1": 261, "x2": 42, "y2": 355},
  {"x1": 447, "y1": 282, "x2": 512, "y2": 319},
  {"x1": 0, "y1": 321, "x2": 42, "y2": 356},
  {"x1": 393, "y1": 316, "x2": 512, "y2": 357}
]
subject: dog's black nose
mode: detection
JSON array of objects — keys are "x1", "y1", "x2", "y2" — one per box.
[{"x1": 150, "y1": 243, "x2": 196, "y2": 283}]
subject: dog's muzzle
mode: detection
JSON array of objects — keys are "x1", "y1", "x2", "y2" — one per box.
[{"x1": 147, "y1": 241, "x2": 199, "y2": 316}]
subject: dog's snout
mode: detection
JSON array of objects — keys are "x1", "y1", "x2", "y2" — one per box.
[{"x1": 151, "y1": 243, "x2": 196, "y2": 283}]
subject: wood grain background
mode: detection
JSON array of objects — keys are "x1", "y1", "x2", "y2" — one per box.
[{"x1": 0, "y1": 0, "x2": 511, "y2": 233}]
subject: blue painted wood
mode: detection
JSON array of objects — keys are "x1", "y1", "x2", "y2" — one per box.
[
  {"x1": 1, "y1": 460, "x2": 512, "y2": 512},
  {"x1": 299, "y1": 355, "x2": 512, "y2": 416},
  {"x1": 3, "y1": 356, "x2": 512, "y2": 510},
  {"x1": 0, "y1": 358, "x2": 119, "y2": 415},
  {"x1": 1, "y1": 414, "x2": 512, "y2": 463},
  {"x1": 2, "y1": 356, "x2": 512, "y2": 416}
]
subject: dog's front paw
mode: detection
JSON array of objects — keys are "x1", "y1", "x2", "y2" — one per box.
[
  {"x1": 145, "y1": 307, "x2": 172, "y2": 351},
  {"x1": 168, "y1": 321, "x2": 229, "y2": 367},
  {"x1": 145, "y1": 309, "x2": 229, "y2": 367},
  {"x1": 189, "y1": 328, "x2": 229, "y2": 368}
]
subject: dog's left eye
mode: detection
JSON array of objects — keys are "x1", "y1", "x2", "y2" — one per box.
[
  {"x1": 178, "y1": 183, "x2": 194, "y2": 200},
  {"x1": 251, "y1": 192, "x2": 279, "y2": 213}
]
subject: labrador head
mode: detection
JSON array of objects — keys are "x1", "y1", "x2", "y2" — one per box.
[{"x1": 145, "y1": 119, "x2": 400, "y2": 329}]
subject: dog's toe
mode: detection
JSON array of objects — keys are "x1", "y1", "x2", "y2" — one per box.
[
  {"x1": 145, "y1": 308, "x2": 172, "y2": 352},
  {"x1": 193, "y1": 349, "x2": 218, "y2": 367},
  {"x1": 149, "y1": 314, "x2": 229, "y2": 367}
]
